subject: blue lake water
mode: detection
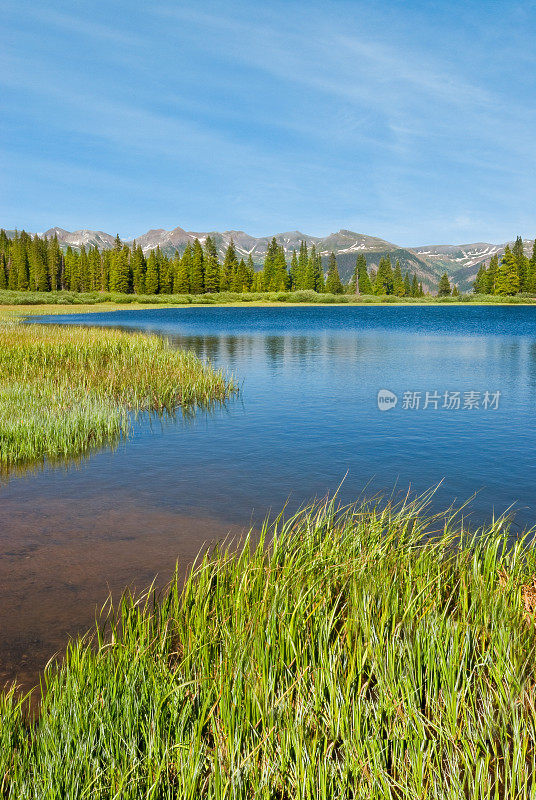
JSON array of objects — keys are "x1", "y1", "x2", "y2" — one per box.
[
  {"x1": 3, "y1": 304, "x2": 536, "y2": 687},
  {"x1": 24, "y1": 304, "x2": 536, "y2": 529}
]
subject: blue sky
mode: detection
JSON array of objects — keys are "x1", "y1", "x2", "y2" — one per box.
[{"x1": 1, "y1": 0, "x2": 535, "y2": 244}]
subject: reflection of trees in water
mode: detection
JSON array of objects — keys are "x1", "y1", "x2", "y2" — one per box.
[{"x1": 169, "y1": 332, "x2": 372, "y2": 368}]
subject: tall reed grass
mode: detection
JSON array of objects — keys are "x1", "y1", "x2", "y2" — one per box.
[
  {"x1": 2, "y1": 495, "x2": 536, "y2": 797},
  {"x1": 0, "y1": 322, "x2": 237, "y2": 466}
]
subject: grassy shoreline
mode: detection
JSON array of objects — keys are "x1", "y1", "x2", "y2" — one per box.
[
  {"x1": 2, "y1": 496, "x2": 536, "y2": 796},
  {"x1": 0, "y1": 316, "x2": 237, "y2": 467},
  {"x1": 2, "y1": 288, "x2": 536, "y2": 310}
]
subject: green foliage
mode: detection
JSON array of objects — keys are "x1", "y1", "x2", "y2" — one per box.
[
  {"x1": 495, "y1": 246, "x2": 520, "y2": 296},
  {"x1": 529, "y1": 240, "x2": 536, "y2": 292},
  {"x1": 3, "y1": 495, "x2": 536, "y2": 796},
  {"x1": 130, "y1": 245, "x2": 146, "y2": 295},
  {"x1": 473, "y1": 240, "x2": 536, "y2": 296},
  {"x1": 190, "y1": 239, "x2": 205, "y2": 294},
  {"x1": 305, "y1": 244, "x2": 323, "y2": 291},
  {"x1": 203, "y1": 236, "x2": 220, "y2": 293},
  {"x1": 437, "y1": 272, "x2": 451, "y2": 296},
  {"x1": 174, "y1": 245, "x2": 191, "y2": 293},
  {"x1": 374, "y1": 256, "x2": 394, "y2": 295},
  {"x1": 392, "y1": 259, "x2": 405, "y2": 296},
  {"x1": 0, "y1": 254, "x2": 7, "y2": 290},
  {"x1": 513, "y1": 235, "x2": 529, "y2": 290},
  {"x1": 8, "y1": 228, "x2": 534, "y2": 299},
  {"x1": 473, "y1": 263, "x2": 487, "y2": 294},
  {"x1": 261, "y1": 237, "x2": 289, "y2": 291},
  {"x1": 325, "y1": 252, "x2": 343, "y2": 293},
  {"x1": 289, "y1": 249, "x2": 299, "y2": 289},
  {"x1": 109, "y1": 246, "x2": 131, "y2": 294},
  {"x1": 0, "y1": 321, "x2": 237, "y2": 467},
  {"x1": 355, "y1": 254, "x2": 372, "y2": 294},
  {"x1": 144, "y1": 251, "x2": 159, "y2": 295}
]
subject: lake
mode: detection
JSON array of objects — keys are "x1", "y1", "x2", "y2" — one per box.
[{"x1": 3, "y1": 304, "x2": 536, "y2": 688}]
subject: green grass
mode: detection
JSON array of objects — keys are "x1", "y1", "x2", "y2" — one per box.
[
  {"x1": 3, "y1": 495, "x2": 536, "y2": 797},
  {"x1": 0, "y1": 321, "x2": 237, "y2": 467},
  {"x1": 1, "y1": 288, "x2": 535, "y2": 306}
]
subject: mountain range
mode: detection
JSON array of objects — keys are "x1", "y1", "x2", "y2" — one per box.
[{"x1": 6, "y1": 225, "x2": 535, "y2": 292}]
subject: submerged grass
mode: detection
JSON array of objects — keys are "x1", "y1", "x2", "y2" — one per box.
[
  {"x1": 0, "y1": 322, "x2": 237, "y2": 466},
  {"x1": 3, "y1": 496, "x2": 536, "y2": 797}
]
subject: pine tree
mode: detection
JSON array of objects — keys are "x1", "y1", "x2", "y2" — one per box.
[
  {"x1": 251, "y1": 270, "x2": 264, "y2": 291},
  {"x1": 473, "y1": 263, "x2": 487, "y2": 294},
  {"x1": 157, "y1": 249, "x2": 172, "y2": 294},
  {"x1": 528, "y1": 239, "x2": 536, "y2": 293},
  {"x1": 231, "y1": 258, "x2": 248, "y2": 292},
  {"x1": 101, "y1": 250, "x2": 112, "y2": 291},
  {"x1": 304, "y1": 245, "x2": 322, "y2": 292},
  {"x1": 130, "y1": 245, "x2": 146, "y2": 294},
  {"x1": 175, "y1": 246, "x2": 192, "y2": 294},
  {"x1": 221, "y1": 241, "x2": 238, "y2": 291},
  {"x1": 316, "y1": 252, "x2": 325, "y2": 293},
  {"x1": 30, "y1": 234, "x2": 48, "y2": 291},
  {"x1": 295, "y1": 240, "x2": 308, "y2": 290},
  {"x1": 245, "y1": 255, "x2": 255, "y2": 291},
  {"x1": 275, "y1": 246, "x2": 290, "y2": 290},
  {"x1": 78, "y1": 246, "x2": 90, "y2": 292},
  {"x1": 487, "y1": 254, "x2": 499, "y2": 294},
  {"x1": 0, "y1": 254, "x2": 7, "y2": 289},
  {"x1": 109, "y1": 246, "x2": 131, "y2": 293},
  {"x1": 403, "y1": 271, "x2": 411, "y2": 296},
  {"x1": 452, "y1": 284, "x2": 460, "y2": 296},
  {"x1": 7, "y1": 253, "x2": 16, "y2": 290},
  {"x1": 145, "y1": 250, "x2": 160, "y2": 295},
  {"x1": 355, "y1": 254, "x2": 372, "y2": 294},
  {"x1": 411, "y1": 274, "x2": 419, "y2": 297},
  {"x1": 12, "y1": 233, "x2": 29, "y2": 291},
  {"x1": 393, "y1": 259, "x2": 404, "y2": 296},
  {"x1": 289, "y1": 250, "x2": 299, "y2": 289},
  {"x1": 202, "y1": 236, "x2": 220, "y2": 293},
  {"x1": 190, "y1": 239, "x2": 205, "y2": 294},
  {"x1": 261, "y1": 238, "x2": 280, "y2": 291},
  {"x1": 88, "y1": 247, "x2": 101, "y2": 291},
  {"x1": 495, "y1": 246, "x2": 519, "y2": 295},
  {"x1": 374, "y1": 256, "x2": 394, "y2": 295},
  {"x1": 438, "y1": 273, "x2": 451, "y2": 296},
  {"x1": 512, "y1": 235, "x2": 529, "y2": 291},
  {"x1": 325, "y1": 252, "x2": 343, "y2": 294}
]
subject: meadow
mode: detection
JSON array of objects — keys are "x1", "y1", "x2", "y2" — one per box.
[
  {"x1": 1, "y1": 495, "x2": 536, "y2": 797},
  {"x1": 0, "y1": 316, "x2": 237, "y2": 467}
]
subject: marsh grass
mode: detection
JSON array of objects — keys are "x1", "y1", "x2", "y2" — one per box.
[
  {"x1": 3, "y1": 495, "x2": 536, "y2": 797},
  {"x1": 0, "y1": 322, "x2": 237, "y2": 466}
]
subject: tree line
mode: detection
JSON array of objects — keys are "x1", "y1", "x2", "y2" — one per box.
[
  {"x1": 473, "y1": 236, "x2": 536, "y2": 295},
  {"x1": 0, "y1": 229, "x2": 425, "y2": 296}
]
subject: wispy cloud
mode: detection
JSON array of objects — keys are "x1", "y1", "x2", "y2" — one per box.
[{"x1": 2, "y1": 0, "x2": 535, "y2": 242}]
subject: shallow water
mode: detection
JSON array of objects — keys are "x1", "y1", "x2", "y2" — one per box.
[{"x1": 4, "y1": 304, "x2": 536, "y2": 688}]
